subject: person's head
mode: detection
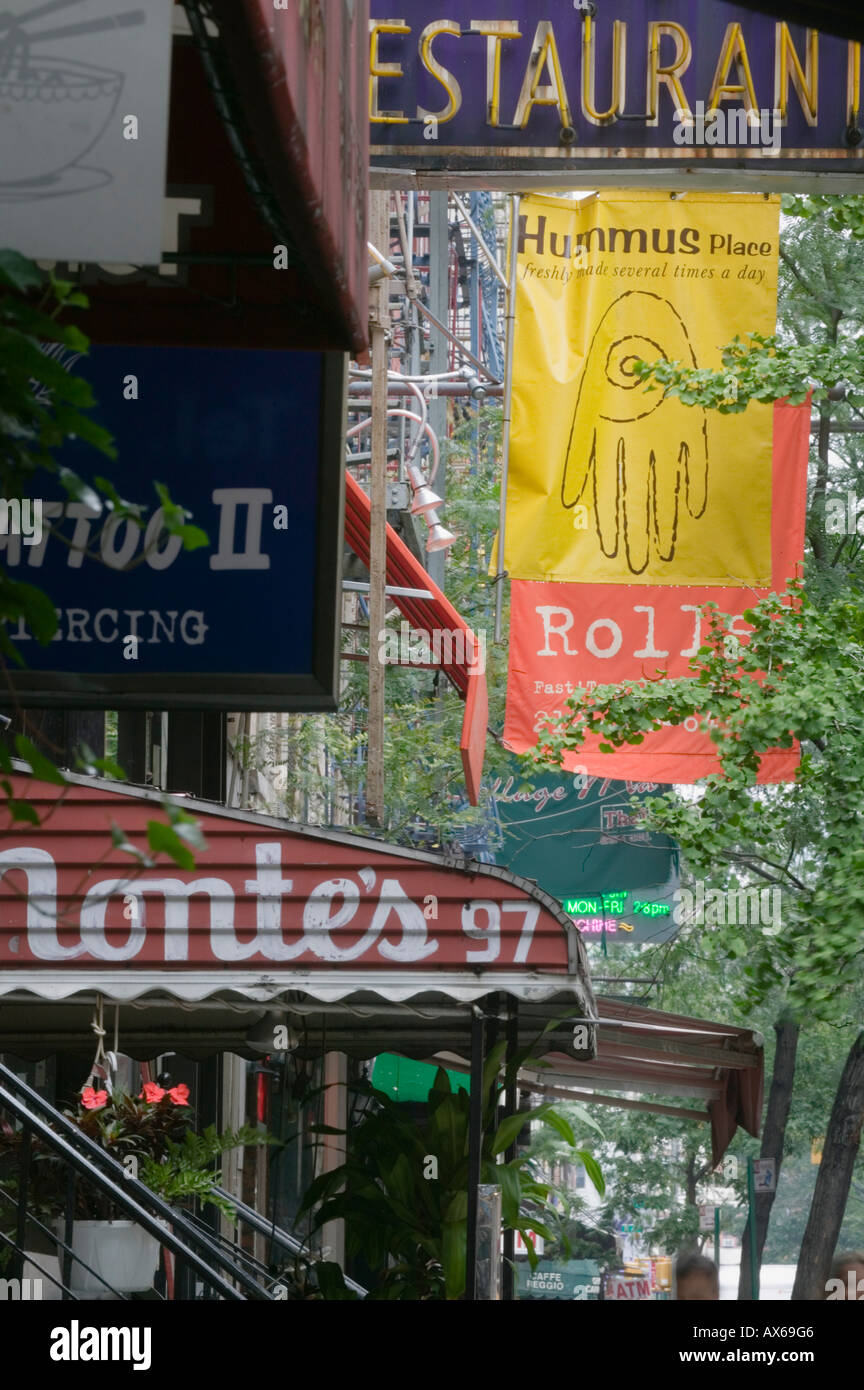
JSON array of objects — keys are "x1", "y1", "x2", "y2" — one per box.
[
  {"x1": 828, "y1": 1251, "x2": 864, "y2": 1300},
  {"x1": 675, "y1": 1252, "x2": 719, "y2": 1301}
]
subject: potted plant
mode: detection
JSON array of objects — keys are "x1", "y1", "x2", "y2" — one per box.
[
  {"x1": 1, "y1": 1082, "x2": 268, "y2": 1295},
  {"x1": 297, "y1": 1039, "x2": 605, "y2": 1300},
  {"x1": 57, "y1": 1081, "x2": 267, "y2": 1294}
]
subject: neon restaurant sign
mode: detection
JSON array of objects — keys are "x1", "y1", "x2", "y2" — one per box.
[
  {"x1": 562, "y1": 890, "x2": 674, "y2": 942},
  {"x1": 369, "y1": 0, "x2": 864, "y2": 186}
]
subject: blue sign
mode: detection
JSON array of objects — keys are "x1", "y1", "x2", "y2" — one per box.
[{"x1": 5, "y1": 346, "x2": 345, "y2": 710}]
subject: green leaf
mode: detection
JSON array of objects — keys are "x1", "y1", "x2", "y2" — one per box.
[
  {"x1": 557, "y1": 1101, "x2": 603, "y2": 1137},
  {"x1": 0, "y1": 249, "x2": 43, "y2": 292},
  {"x1": 180, "y1": 524, "x2": 209, "y2": 551},
  {"x1": 146, "y1": 821, "x2": 196, "y2": 870},
  {"x1": 108, "y1": 819, "x2": 148, "y2": 862},
  {"x1": 431, "y1": 1066, "x2": 453, "y2": 1098},
  {"x1": 93, "y1": 477, "x2": 143, "y2": 518},
  {"x1": 13, "y1": 736, "x2": 66, "y2": 786},
  {"x1": 58, "y1": 467, "x2": 102, "y2": 514},
  {"x1": 482, "y1": 1038, "x2": 508, "y2": 1098},
  {"x1": 575, "y1": 1149, "x2": 605, "y2": 1197},
  {"x1": 442, "y1": 1215, "x2": 467, "y2": 1299},
  {"x1": 2, "y1": 580, "x2": 58, "y2": 645},
  {"x1": 499, "y1": 1160, "x2": 522, "y2": 1228},
  {"x1": 539, "y1": 1107, "x2": 576, "y2": 1147},
  {"x1": 443, "y1": 1190, "x2": 468, "y2": 1224},
  {"x1": 161, "y1": 803, "x2": 208, "y2": 851},
  {"x1": 90, "y1": 756, "x2": 126, "y2": 781},
  {"x1": 315, "y1": 1261, "x2": 358, "y2": 1301},
  {"x1": 174, "y1": 819, "x2": 208, "y2": 851},
  {"x1": 491, "y1": 1109, "x2": 533, "y2": 1155}
]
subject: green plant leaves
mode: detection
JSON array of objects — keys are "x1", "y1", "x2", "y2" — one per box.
[
  {"x1": 0, "y1": 249, "x2": 43, "y2": 292},
  {"x1": 441, "y1": 1210, "x2": 467, "y2": 1299},
  {"x1": 145, "y1": 803, "x2": 208, "y2": 869},
  {"x1": 499, "y1": 1160, "x2": 522, "y2": 1228},
  {"x1": 146, "y1": 821, "x2": 195, "y2": 870},
  {"x1": 57, "y1": 466, "x2": 103, "y2": 512},
  {"x1": 1, "y1": 578, "x2": 58, "y2": 645},
  {"x1": 575, "y1": 1149, "x2": 606, "y2": 1197},
  {"x1": 13, "y1": 735, "x2": 66, "y2": 785},
  {"x1": 490, "y1": 1109, "x2": 530, "y2": 1155},
  {"x1": 299, "y1": 1073, "x2": 605, "y2": 1300}
]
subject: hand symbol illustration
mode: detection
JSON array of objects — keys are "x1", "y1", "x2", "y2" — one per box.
[{"x1": 561, "y1": 290, "x2": 708, "y2": 576}]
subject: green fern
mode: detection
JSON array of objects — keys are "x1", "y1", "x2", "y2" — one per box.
[{"x1": 138, "y1": 1125, "x2": 269, "y2": 1217}]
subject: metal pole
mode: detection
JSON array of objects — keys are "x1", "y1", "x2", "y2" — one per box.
[
  {"x1": 476, "y1": 1185, "x2": 503, "y2": 1300},
  {"x1": 366, "y1": 191, "x2": 390, "y2": 828},
  {"x1": 453, "y1": 193, "x2": 509, "y2": 289},
  {"x1": 342, "y1": 581, "x2": 434, "y2": 600},
  {"x1": 12, "y1": 1124, "x2": 30, "y2": 1282},
  {"x1": 412, "y1": 296, "x2": 500, "y2": 383},
  {"x1": 426, "y1": 191, "x2": 449, "y2": 591},
  {"x1": 747, "y1": 1157, "x2": 760, "y2": 1302},
  {"x1": 714, "y1": 1204, "x2": 720, "y2": 1271},
  {"x1": 465, "y1": 1006, "x2": 486, "y2": 1301},
  {"x1": 469, "y1": 198, "x2": 481, "y2": 575},
  {"x1": 494, "y1": 194, "x2": 520, "y2": 643},
  {"x1": 502, "y1": 1000, "x2": 519, "y2": 1301},
  {"x1": 61, "y1": 1168, "x2": 76, "y2": 1299},
  {"x1": 348, "y1": 382, "x2": 504, "y2": 400}
]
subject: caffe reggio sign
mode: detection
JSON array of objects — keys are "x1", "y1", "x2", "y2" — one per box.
[{"x1": 369, "y1": 0, "x2": 864, "y2": 188}]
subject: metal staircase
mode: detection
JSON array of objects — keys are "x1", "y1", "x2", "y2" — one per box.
[{"x1": 0, "y1": 1060, "x2": 348, "y2": 1301}]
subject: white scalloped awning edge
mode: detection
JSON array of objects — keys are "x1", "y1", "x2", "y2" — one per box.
[{"x1": 0, "y1": 969, "x2": 592, "y2": 1008}]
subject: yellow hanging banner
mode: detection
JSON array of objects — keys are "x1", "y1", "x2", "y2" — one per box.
[{"x1": 502, "y1": 191, "x2": 780, "y2": 585}]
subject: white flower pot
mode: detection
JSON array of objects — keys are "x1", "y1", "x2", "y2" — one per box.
[{"x1": 63, "y1": 1220, "x2": 163, "y2": 1295}]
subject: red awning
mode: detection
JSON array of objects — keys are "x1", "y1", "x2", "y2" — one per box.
[
  {"x1": 0, "y1": 770, "x2": 593, "y2": 1065},
  {"x1": 209, "y1": 0, "x2": 368, "y2": 354},
  {"x1": 1, "y1": 774, "x2": 762, "y2": 1161},
  {"x1": 344, "y1": 470, "x2": 488, "y2": 803}
]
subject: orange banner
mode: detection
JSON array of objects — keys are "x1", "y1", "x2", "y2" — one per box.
[{"x1": 504, "y1": 400, "x2": 810, "y2": 783}]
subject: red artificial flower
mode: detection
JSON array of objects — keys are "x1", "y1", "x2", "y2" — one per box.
[
  {"x1": 168, "y1": 1084, "x2": 190, "y2": 1107},
  {"x1": 141, "y1": 1082, "x2": 166, "y2": 1103},
  {"x1": 81, "y1": 1086, "x2": 108, "y2": 1111}
]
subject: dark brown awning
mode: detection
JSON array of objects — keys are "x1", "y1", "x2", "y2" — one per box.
[{"x1": 518, "y1": 997, "x2": 763, "y2": 1166}]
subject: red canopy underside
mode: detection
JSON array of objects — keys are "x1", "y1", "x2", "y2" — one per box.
[{"x1": 344, "y1": 470, "x2": 488, "y2": 802}]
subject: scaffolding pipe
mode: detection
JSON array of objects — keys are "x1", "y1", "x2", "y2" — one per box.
[
  {"x1": 494, "y1": 195, "x2": 520, "y2": 644},
  {"x1": 452, "y1": 192, "x2": 509, "y2": 289},
  {"x1": 349, "y1": 382, "x2": 504, "y2": 399}
]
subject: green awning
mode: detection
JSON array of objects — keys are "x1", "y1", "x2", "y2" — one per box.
[{"x1": 371, "y1": 1053, "x2": 470, "y2": 1103}]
